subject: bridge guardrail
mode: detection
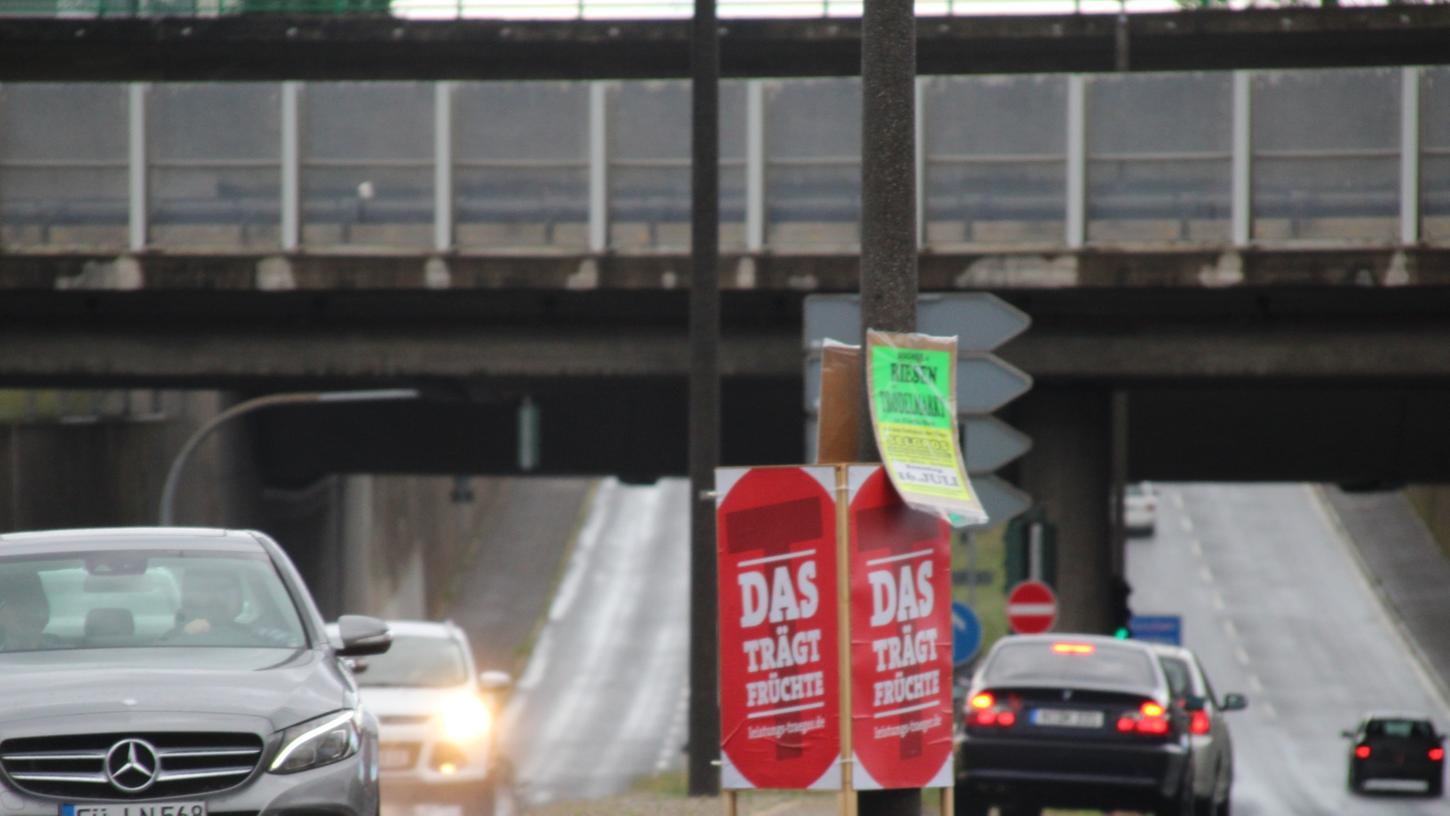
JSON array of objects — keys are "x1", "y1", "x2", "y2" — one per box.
[{"x1": 0, "y1": 0, "x2": 1412, "y2": 21}]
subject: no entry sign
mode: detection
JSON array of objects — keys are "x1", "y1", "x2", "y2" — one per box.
[
  {"x1": 848, "y1": 466, "x2": 954, "y2": 790},
  {"x1": 716, "y1": 466, "x2": 841, "y2": 791},
  {"x1": 1006, "y1": 580, "x2": 1058, "y2": 635}
]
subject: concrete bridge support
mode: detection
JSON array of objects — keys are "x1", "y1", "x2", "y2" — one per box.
[{"x1": 1013, "y1": 386, "x2": 1119, "y2": 634}]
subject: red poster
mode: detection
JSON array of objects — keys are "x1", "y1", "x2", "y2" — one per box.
[
  {"x1": 716, "y1": 466, "x2": 841, "y2": 790},
  {"x1": 847, "y1": 465, "x2": 955, "y2": 789}
]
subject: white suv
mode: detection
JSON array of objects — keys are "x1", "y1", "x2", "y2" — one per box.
[{"x1": 340, "y1": 620, "x2": 513, "y2": 816}]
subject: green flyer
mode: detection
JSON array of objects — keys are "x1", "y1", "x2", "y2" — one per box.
[{"x1": 866, "y1": 329, "x2": 987, "y2": 527}]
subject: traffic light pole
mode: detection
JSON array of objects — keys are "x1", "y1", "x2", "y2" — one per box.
[
  {"x1": 858, "y1": 0, "x2": 920, "y2": 813},
  {"x1": 687, "y1": 0, "x2": 721, "y2": 797}
]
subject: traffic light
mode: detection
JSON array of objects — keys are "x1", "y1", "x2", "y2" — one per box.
[{"x1": 1110, "y1": 575, "x2": 1133, "y2": 636}]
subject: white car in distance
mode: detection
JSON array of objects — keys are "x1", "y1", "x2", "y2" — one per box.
[
  {"x1": 336, "y1": 620, "x2": 513, "y2": 816},
  {"x1": 1125, "y1": 482, "x2": 1159, "y2": 537}
]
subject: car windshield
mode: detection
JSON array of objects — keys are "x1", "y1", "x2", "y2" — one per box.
[
  {"x1": 1368, "y1": 719, "x2": 1435, "y2": 740},
  {"x1": 357, "y1": 634, "x2": 468, "y2": 688},
  {"x1": 985, "y1": 641, "x2": 1158, "y2": 688},
  {"x1": 0, "y1": 550, "x2": 306, "y2": 652}
]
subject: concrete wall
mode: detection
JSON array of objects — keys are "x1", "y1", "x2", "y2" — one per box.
[
  {"x1": 0, "y1": 391, "x2": 259, "y2": 532},
  {"x1": 1406, "y1": 485, "x2": 1450, "y2": 558}
]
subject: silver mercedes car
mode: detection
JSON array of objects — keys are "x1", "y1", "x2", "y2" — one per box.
[{"x1": 0, "y1": 527, "x2": 392, "y2": 816}]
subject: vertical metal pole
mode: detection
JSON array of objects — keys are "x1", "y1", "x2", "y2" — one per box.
[
  {"x1": 434, "y1": 81, "x2": 454, "y2": 253},
  {"x1": 1109, "y1": 388, "x2": 1129, "y2": 630},
  {"x1": 1401, "y1": 66, "x2": 1421, "y2": 246},
  {"x1": 859, "y1": 1, "x2": 919, "y2": 811},
  {"x1": 1065, "y1": 74, "x2": 1087, "y2": 249},
  {"x1": 128, "y1": 83, "x2": 148, "y2": 252},
  {"x1": 746, "y1": 80, "x2": 767, "y2": 253},
  {"x1": 858, "y1": 0, "x2": 919, "y2": 460},
  {"x1": 282, "y1": 81, "x2": 301, "y2": 251},
  {"x1": 589, "y1": 82, "x2": 610, "y2": 254},
  {"x1": 686, "y1": 0, "x2": 721, "y2": 798},
  {"x1": 1231, "y1": 70, "x2": 1252, "y2": 247},
  {"x1": 914, "y1": 76, "x2": 928, "y2": 250}
]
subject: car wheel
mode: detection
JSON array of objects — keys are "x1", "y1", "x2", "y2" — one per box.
[
  {"x1": 1347, "y1": 764, "x2": 1363, "y2": 793},
  {"x1": 1428, "y1": 776, "x2": 1442, "y2": 798},
  {"x1": 1193, "y1": 795, "x2": 1215, "y2": 816},
  {"x1": 1216, "y1": 796, "x2": 1231, "y2": 816}
]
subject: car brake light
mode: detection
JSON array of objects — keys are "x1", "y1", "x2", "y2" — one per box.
[
  {"x1": 1117, "y1": 700, "x2": 1171, "y2": 736},
  {"x1": 965, "y1": 691, "x2": 1016, "y2": 729},
  {"x1": 1354, "y1": 745, "x2": 1372, "y2": 760},
  {"x1": 1052, "y1": 642, "x2": 1095, "y2": 655},
  {"x1": 1431, "y1": 748, "x2": 1445, "y2": 762},
  {"x1": 1189, "y1": 710, "x2": 1211, "y2": 736}
]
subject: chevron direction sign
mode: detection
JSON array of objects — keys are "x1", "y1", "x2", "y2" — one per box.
[{"x1": 803, "y1": 293, "x2": 1033, "y2": 527}]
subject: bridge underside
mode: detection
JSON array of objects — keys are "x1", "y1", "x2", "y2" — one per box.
[
  {"x1": 2, "y1": 285, "x2": 1448, "y2": 485},
  {"x1": 5, "y1": 6, "x2": 1450, "y2": 81}
]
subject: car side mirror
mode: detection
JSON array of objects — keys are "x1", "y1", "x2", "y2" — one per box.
[
  {"x1": 1182, "y1": 695, "x2": 1207, "y2": 713},
  {"x1": 335, "y1": 615, "x2": 391, "y2": 657},
  {"x1": 1220, "y1": 693, "x2": 1248, "y2": 712},
  {"x1": 479, "y1": 670, "x2": 513, "y2": 693},
  {"x1": 1340, "y1": 729, "x2": 1356, "y2": 740}
]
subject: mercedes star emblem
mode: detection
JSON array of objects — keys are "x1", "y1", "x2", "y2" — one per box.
[{"x1": 105, "y1": 738, "x2": 160, "y2": 794}]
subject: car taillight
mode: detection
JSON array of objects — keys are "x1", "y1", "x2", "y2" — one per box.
[
  {"x1": 1117, "y1": 701, "x2": 1171, "y2": 736},
  {"x1": 1189, "y1": 710, "x2": 1211, "y2": 736},
  {"x1": 1430, "y1": 748, "x2": 1445, "y2": 762},
  {"x1": 965, "y1": 691, "x2": 1017, "y2": 729},
  {"x1": 1354, "y1": 745, "x2": 1372, "y2": 760}
]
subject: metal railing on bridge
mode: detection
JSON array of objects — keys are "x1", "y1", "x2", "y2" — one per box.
[
  {"x1": 1, "y1": 66, "x2": 1446, "y2": 255},
  {"x1": 0, "y1": 0, "x2": 1410, "y2": 19}
]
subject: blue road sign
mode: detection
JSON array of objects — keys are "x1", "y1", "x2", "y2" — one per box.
[
  {"x1": 952, "y1": 601, "x2": 984, "y2": 666},
  {"x1": 1130, "y1": 614, "x2": 1183, "y2": 646}
]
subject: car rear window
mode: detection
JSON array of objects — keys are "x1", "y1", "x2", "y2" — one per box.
[
  {"x1": 1158, "y1": 656, "x2": 1193, "y2": 699},
  {"x1": 984, "y1": 641, "x2": 1158, "y2": 689},
  {"x1": 1368, "y1": 719, "x2": 1435, "y2": 739}
]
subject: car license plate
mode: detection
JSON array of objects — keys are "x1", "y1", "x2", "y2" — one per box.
[
  {"x1": 62, "y1": 803, "x2": 206, "y2": 816},
  {"x1": 1031, "y1": 708, "x2": 1104, "y2": 729}
]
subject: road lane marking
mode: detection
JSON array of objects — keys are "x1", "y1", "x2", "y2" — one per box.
[
  {"x1": 1189, "y1": 538, "x2": 1203, "y2": 559},
  {"x1": 1171, "y1": 491, "x2": 1184, "y2": 510},
  {"x1": 1262, "y1": 701, "x2": 1279, "y2": 720},
  {"x1": 1234, "y1": 646, "x2": 1250, "y2": 666},
  {"x1": 1222, "y1": 618, "x2": 1239, "y2": 639},
  {"x1": 1180, "y1": 515, "x2": 1195, "y2": 534},
  {"x1": 1210, "y1": 591, "x2": 1225, "y2": 612},
  {"x1": 1199, "y1": 564, "x2": 1215, "y2": 584},
  {"x1": 1248, "y1": 675, "x2": 1265, "y2": 694}
]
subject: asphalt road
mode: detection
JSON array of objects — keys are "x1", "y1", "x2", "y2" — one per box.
[
  {"x1": 1127, "y1": 484, "x2": 1450, "y2": 816},
  {"x1": 500, "y1": 478, "x2": 691, "y2": 806}
]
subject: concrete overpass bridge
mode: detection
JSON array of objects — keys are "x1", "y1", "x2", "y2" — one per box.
[{"x1": 3, "y1": 4, "x2": 1450, "y2": 628}]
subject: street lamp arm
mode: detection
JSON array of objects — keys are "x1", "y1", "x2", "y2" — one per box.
[
  {"x1": 159, "y1": 392, "x2": 323, "y2": 527},
  {"x1": 157, "y1": 388, "x2": 418, "y2": 526}
]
